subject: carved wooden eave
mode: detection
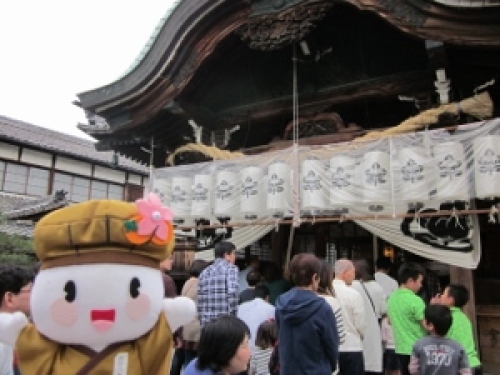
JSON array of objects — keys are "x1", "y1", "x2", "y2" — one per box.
[
  {"x1": 77, "y1": 0, "x2": 500, "y2": 119},
  {"x1": 77, "y1": 0, "x2": 250, "y2": 114},
  {"x1": 75, "y1": 0, "x2": 500, "y2": 166},
  {"x1": 347, "y1": 0, "x2": 500, "y2": 45}
]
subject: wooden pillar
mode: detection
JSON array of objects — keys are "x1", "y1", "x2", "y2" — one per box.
[{"x1": 449, "y1": 266, "x2": 477, "y2": 339}]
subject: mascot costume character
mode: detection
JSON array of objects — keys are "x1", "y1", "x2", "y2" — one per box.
[{"x1": 0, "y1": 193, "x2": 195, "y2": 374}]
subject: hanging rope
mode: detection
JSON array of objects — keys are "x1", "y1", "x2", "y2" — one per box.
[
  {"x1": 291, "y1": 45, "x2": 302, "y2": 228},
  {"x1": 286, "y1": 45, "x2": 302, "y2": 268}
]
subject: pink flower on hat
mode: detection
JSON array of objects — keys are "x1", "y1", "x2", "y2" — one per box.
[{"x1": 135, "y1": 193, "x2": 173, "y2": 240}]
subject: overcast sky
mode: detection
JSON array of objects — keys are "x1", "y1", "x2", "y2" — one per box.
[{"x1": 0, "y1": 0, "x2": 177, "y2": 140}]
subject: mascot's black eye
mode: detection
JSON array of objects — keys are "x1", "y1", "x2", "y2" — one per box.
[
  {"x1": 130, "y1": 277, "x2": 140, "y2": 298},
  {"x1": 64, "y1": 281, "x2": 76, "y2": 303}
]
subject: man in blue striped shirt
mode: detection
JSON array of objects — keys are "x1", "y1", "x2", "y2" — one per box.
[{"x1": 197, "y1": 241, "x2": 239, "y2": 326}]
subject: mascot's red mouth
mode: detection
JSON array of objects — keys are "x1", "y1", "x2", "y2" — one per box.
[
  {"x1": 91, "y1": 309, "x2": 116, "y2": 322},
  {"x1": 90, "y1": 309, "x2": 116, "y2": 332}
]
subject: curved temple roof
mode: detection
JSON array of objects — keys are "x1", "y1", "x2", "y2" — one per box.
[{"x1": 75, "y1": 0, "x2": 500, "y2": 166}]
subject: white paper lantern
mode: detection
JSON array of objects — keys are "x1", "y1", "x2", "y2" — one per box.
[
  {"x1": 170, "y1": 176, "x2": 192, "y2": 223},
  {"x1": 473, "y1": 135, "x2": 500, "y2": 199},
  {"x1": 433, "y1": 141, "x2": 469, "y2": 201},
  {"x1": 329, "y1": 155, "x2": 357, "y2": 209},
  {"x1": 214, "y1": 169, "x2": 239, "y2": 218},
  {"x1": 361, "y1": 151, "x2": 391, "y2": 209},
  {"x1": 397, "y1": 147, "x2": 431, "y2": 204},
  {"x1": 240, "y1": 166, "x2": 265, "y2": 220},
  {"x1": 191, "y1": 174, "x2": 212, "y2": 219},
  {"x1": 267, "y1": 161, "x2": 291, "y2": 218},
  {"x1": 152, "y1": 178, "x2": 171, "y2": 205},
  {"x1": 301, "y1": 158, "x2": 327, "y2": 211}
]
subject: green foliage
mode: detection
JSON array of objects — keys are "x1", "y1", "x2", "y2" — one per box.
[
  {"x1": 0, "y1": 227, "x2": 37, "y2": 266},
  {"x1": 0, "y1": 252, "x2": 36, "y2": 266}
]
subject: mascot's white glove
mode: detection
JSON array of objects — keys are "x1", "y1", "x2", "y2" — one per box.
[
  {"x1": 163, "y1": 296, "x2": 196, "y2": 332},
  {"x1": 0, "y1": 311, "x2": 29, "y2": 346}
]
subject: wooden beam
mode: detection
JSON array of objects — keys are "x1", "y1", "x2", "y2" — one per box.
[
  {"x1": 217, "y1": 70, "x2": 432, "y2": 123},
  {"x1": 242, "y1": 129, "x2": 366, "y2": 155}
]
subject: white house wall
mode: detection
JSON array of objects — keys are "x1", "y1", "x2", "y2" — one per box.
[
  {"x1": 21, "y1": 148, "x2": 52, "y2": 168},
  {"x1": 55, "y1": 156, "x2": 92, "y2": 176},
  {"x1": 128, "y1": 174, "x2": 142, "y2": 185},
  {"x1": 0, "y1": 142, "x2": 19, "y2": 160},
  {"x1": 94, "y1": 165, "x2": 126, "y2": 184}
]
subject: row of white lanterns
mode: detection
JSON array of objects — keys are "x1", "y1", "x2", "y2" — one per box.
[{"x1": 165, "y1": 135, "x2": 500, "y2": 222}]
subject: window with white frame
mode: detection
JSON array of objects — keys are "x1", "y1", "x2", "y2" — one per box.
[
  {"x1": 53, "y1": 172, "x2": 124, "y2": 202},
  {"x1": 3, "y1": 163, "x2": 28, "y2": 194},
  {"x1": 108, "y1": 184, "x2": 124, "y2": 200},
  {"x1": 26, "y1": 167, "x2": 49, "y2": 196},
  {"x1": 0, "y1": 162, "x2": 50, "y2": 196}
]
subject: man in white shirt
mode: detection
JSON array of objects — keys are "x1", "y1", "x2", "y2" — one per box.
[
  {"x1": 0, "y1": 265, "x2": 34, "y2": 375},
  {"x1": 333, "y1": 259, "x2": 366, "y2": 375},
  {"x1": 374, "y1": 256, "x2": 398, "y2": 298},
  {"x1": 237, "y1": 284, "x2": 275, "y2": 352}
]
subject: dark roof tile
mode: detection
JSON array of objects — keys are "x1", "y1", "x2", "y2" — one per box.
[{"x1": 0, "y1": 115, "x2": 148, "y2": 174}]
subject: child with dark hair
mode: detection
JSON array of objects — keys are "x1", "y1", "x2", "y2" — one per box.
[
  {"x1": 387, "y1": 262, "x2": 427, "y2": 375},
  {"x1": 249, "y1": 320, "x2": 277, "y2": 375},
  {"x1": 409, "y1": 305, "x2": 471, "y2": 375},
  {"x1": 434, "y1": 284, "x2": 481, "y2": 375},
  {"x1": 239, "y1": 270, "x2": 261, "y2": 304},
  {"x1": 183, "y1": 315, "x2": 251, "y2": 375}
]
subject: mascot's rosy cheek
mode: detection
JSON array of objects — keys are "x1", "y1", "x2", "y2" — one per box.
[
  {"x1": 50, "y1": 299, "x2": 79, "y2": 327},
  {"x1": 126, "y1": 295, "x2": 151, "y2": 321}
]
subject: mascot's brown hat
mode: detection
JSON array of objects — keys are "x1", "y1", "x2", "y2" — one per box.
[{"x1": 35, "y1": 195, "x2": 175, "y2": 269}]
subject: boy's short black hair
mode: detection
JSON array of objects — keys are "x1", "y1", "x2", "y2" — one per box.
[
  {"x1": 196, "y1": 315, "x2": 250, "y2": 372},
  {"x1": 397, "y1": 262, "x2": 425, "y2": 285},
  {"x1": 254, "y1": 284, "x2": 270, "y2": 299},
  {"x1": 0, "y1": 264, "x2": 35, "y2": 303},
  {"x1": 214, "y1": 241, "x2": 236, "y2": 258},
  {"x1": 424, "y1": 304, "x2": 452, "y2": 336},
  {"x1": 446, "y1": 284, "x2": 469, "y2": 308},
  {"x1": 376, "y1": 256, "x2": 393, "y2": 270},
  {"x1": 246, "y1": 270, "x2": 261, "y2": 286}
]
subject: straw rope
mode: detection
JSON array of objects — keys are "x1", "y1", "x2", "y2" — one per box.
[
  {"x1": 353, "y1": 91, "x2": 493, "y2": 143},
  {"x1": 166, "y1": 143, "x2": 244, "y2": 165}
]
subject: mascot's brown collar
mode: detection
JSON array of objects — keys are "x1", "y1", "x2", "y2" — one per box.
[{"x1": 70, "y1": 341, "x2": 132, "y2": 375}]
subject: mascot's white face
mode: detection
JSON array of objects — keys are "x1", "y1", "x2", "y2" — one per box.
[{"x1": 30, "y1": 263, "x2": 164, "y2": 349}]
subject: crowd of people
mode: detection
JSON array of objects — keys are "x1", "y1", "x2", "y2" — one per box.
[
  {"x1": 0, "y1": 240, "x2": 482, "y2": 375},
  {"x1": 169, "y1": 241, "x2": 482, "y2": 375}
]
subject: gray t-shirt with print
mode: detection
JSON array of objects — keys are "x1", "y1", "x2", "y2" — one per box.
[{"x1": 411, "y1": 336, "x2": 470, "y2": 375}]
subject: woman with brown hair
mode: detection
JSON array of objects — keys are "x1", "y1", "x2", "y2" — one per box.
[
  {"x1": 275, "y1": 253, "x2": 339, "y2": 375},
  {"x1": 181, "y1": 260, "x2": 210, "y2": 368},
  {"x1": 317, "y1": 259, "x2": 345, "y2": 348}
]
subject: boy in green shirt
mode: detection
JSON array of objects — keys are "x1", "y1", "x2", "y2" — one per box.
[
  {"x1": 437, "y1": 284, "x2": 481, "y2": 375},
  {"x1": 387, "y1": 262, "x2": 427, "y2": 375}
]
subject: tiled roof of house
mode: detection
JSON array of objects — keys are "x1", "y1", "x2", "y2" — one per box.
[
  {"x1": 0, "y1": 115, "x2": 148, "y2": 174},
  {"x1": 0, "y1": 191, "x2": 68, "y2": 238},
  {"x1": 1, "y1": 191, "x2": 68, "y2": 220}
]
